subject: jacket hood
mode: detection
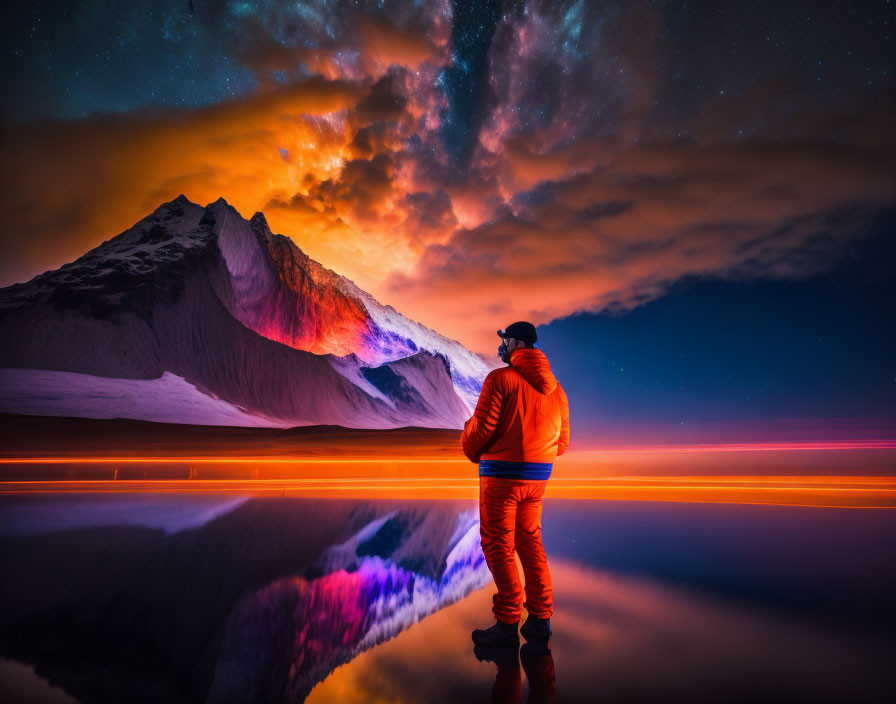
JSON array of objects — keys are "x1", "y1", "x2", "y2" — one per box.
[{"x1": 509, "y1": 348, "x2": 558, "y2": 394}]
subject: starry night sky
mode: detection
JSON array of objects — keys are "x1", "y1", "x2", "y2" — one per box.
[{"x1": 1, "y1": 0, "x2": 894, "y2": 430}]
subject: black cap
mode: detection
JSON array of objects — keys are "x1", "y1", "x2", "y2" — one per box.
[{"x1": 497, "y1": 321, "x2": 537, "y2": 344}]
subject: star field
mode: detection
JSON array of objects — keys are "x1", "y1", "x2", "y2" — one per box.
[{"x1": 3, "y1": 1, "x2": 891, "y2": 137}]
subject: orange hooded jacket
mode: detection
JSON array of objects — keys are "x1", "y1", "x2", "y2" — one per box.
[{"x1": 461, "y1": 347, "x2": 570, "y2": 464}]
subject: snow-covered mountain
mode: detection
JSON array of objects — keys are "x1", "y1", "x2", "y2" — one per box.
[{"x1": 0, "y1": 195, "x2": 500, "y2": 428}]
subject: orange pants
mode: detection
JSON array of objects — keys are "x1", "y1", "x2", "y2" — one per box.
[{"x1": 479, "y1": 476, "x2": 553, "y2": 624}]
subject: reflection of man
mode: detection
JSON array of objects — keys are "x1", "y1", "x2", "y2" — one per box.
[
  {"x1": 473, "y1": 642, "x2": 557, "y2": 704},
  {"x1": 461, "y1": 321, "x2": 570, "y2": 648}
]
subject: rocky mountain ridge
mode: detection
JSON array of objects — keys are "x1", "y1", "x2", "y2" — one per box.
[{"x1": 0, "y1": 195, "x2": 498, "y2": 428}]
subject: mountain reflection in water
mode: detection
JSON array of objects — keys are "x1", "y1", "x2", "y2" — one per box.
[
  {"x1": 0, "y1": 496, "x2": 894, "y2": 703},
  {"x1": 0, "y1": 497, "x2": 489, "y2": 703}
]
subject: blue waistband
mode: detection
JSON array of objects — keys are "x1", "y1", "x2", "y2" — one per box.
[{"x1": 478, "y1": 459, "x2": 552, "y2": 480}]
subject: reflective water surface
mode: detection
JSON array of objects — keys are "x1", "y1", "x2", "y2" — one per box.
[{"x1": 0, "y1": 495, "x2": 893, "y2": 703}]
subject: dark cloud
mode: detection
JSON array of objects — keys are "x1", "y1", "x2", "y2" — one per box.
[
  {"x1": 352, "y1": 73, "x2": 409, "y2": 124},
  {"x1": 401, "y1": 189, "x2": 458, "y2": 248},
  {"x1": 308, "y1": 154, "x2": 397, "y2": 223}
]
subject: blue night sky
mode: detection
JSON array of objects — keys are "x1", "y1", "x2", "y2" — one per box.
[{"x1": 538, "y1": 217, "x2": 895, "y2": 430}]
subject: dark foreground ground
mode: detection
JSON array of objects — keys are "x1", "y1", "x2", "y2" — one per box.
[{"x1": 0, "y1": 413, "x2": 463, "y2": 460}]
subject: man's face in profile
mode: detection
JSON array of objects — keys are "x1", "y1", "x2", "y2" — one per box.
[{"x1": 498, "y1": 337, "x2": 520, "y2": 363}]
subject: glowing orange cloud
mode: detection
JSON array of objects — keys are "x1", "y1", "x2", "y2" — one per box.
[
  {"x1": 0, "y1": 71, "x2": 453, "y2": 298},
  {"x1": 1, "y1": 78, "x2": 357, "y2": 281}
]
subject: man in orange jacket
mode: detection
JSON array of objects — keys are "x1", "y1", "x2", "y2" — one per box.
[{"x1": 461, "y1": 321, "x2": 570, "y2": 648}]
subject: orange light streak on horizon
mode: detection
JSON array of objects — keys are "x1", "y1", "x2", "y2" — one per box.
[
  {"x1": 567, "y1": 440, "x2": 896, "y2": 454},
  {"x1": 1, "y1": 476, "x2": 894, "y2": 508},
  {"x1": 2, "y1": 440, "x2": 894, "y2": 464}
]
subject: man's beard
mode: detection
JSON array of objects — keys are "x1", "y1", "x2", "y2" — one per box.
[{"x1": 498, "y1": 340, "x2": 511, "y2": 363}]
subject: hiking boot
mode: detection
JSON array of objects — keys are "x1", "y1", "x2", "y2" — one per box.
[
  {"x1": 520, "y1": 614, "x2": 551, "y2": 642},
  {"x1": 471, "y1": 619, "x2": 520, "y2": 648}
]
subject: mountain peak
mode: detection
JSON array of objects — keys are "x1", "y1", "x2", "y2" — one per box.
[
  {"x1": 249, "y1": 212, "x2": 273, "y2": 244},
  {"x1": 151, "y1": 194, "x2": 200, "y2": 216}
]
